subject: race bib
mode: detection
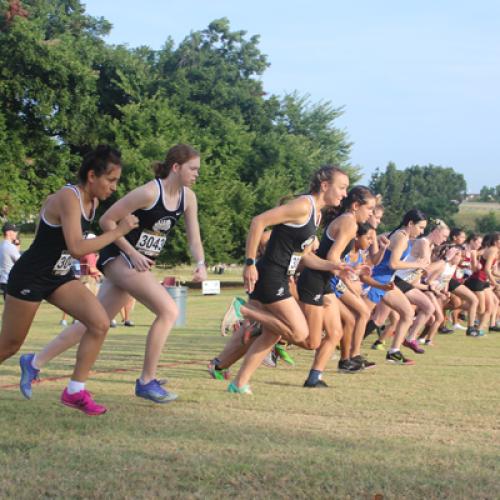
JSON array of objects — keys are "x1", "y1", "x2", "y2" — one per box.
[
  {"x1": 404, "y1": 271, "x2": 419, "y2": 283},
  {"x1": 455, "y1": 268, "x2": 464, "y2": 280},
  {"x1": 135, "y1": 230, "x2": 167, "y2": 257},
  {"x1": 287, "y1": 252, "x2": 302, "y2": 276},
  {"x1": 52, "y1": 251, "x2": 72, "y2": 276},
  {"x1": 336, "y1": 279, "x2": 347, "y2": 293}
]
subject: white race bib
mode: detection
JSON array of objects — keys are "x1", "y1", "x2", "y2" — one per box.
[
  {"x1": 135, "y1": 230, "x2": 167, "y2": 257},
  {"x1": 336, "y1": 279, "x2": 347, "y2": 293},
  {"x1": 52, "y1": 251, "x2": 72, "y2": 276},
  {"x1": 287, "y1": 252, "x2": 302, "y2": 276}
]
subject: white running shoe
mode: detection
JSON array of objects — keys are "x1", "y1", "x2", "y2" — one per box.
[{"x1": 453, "y1": 323, "x2": 467, "y2": 331}]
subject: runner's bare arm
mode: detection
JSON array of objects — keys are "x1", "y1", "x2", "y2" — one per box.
[
  {"x1": 59, "y1": 189, "x2": 137, "y2": 259},
  {"x1": 184, "y1": 188, "x2": 207, "y2": 281}
]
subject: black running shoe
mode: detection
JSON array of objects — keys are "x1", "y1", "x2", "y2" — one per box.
[
  {"x1": 385, "y1": 350, "x2": 415, "y2": 365},
  {"x1": 351, "y1": 354, "x2": 376, "y2": 370},
  {"x1": 338, "y1": 359, "x2": 363, "y2": 373},
  {"x1": 488, "y1": 325, "x2": 500, "y2": 332},
  {"x1": 466, "y1": 326, "x2": 480, "y2": 337},
  {"x1": 303, "y1": 379, "x2": 329, "y2": 388},
  {"x1": 438, "y1": 326, "x2": 454, "y2": 334}
]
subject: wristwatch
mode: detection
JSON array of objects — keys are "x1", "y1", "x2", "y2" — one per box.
[{"x1": 245, "y1": 258, "x2": 256, "y2": 266}]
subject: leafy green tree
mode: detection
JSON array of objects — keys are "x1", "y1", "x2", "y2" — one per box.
[
  {"x1": 476, "y1": 211, "x2": 500, "y2": 233},
  {"x1": 370, "y1": 163, "x2": 467, "y2": 230}
]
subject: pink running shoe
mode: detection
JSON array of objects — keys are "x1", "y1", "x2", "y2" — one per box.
[
  {"x1": 60, "y1": 388, "x2": 107, "y2": 416},
  {"x1": 403, "y1": 339, "x2": 425, "y2": 354}
]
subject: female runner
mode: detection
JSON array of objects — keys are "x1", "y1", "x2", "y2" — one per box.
[
  {"x1": 1, "y1": 146, "x2": 138, "y2": 415},
  {"x1": 228, "y1": 165, "x2": 350, "y2": 394},
  {"x1": 19, "y1": 144, "x2": 206, "y2": 406}
]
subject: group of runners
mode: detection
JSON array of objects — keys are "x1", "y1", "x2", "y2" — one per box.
[
  {"x1": 211, "y1": 167, "x2": 500, "y2": 394},
  {"x1": 0, "y1": 149, "x2": 498, "y2": 412}
]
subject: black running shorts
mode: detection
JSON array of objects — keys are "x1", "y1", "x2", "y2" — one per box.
[
  {"x1": 296, "y1": 268, "x2": 331, "y2": 306},
  {"x1": 464, "y1": 277, "x2": 485, "y2": 292},
  {"x1": 394, "y1": 276, "x2": 414, "y2": 294},
  {"x1": 6, "y1": 265, "x2": 76, "y2": 302},
  {"x1": 250, "y1": 262, "x2": 292, "y2": 304}
]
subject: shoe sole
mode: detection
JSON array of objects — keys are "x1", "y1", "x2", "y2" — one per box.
[
  {"x1": 386, "y1": 359, "x2": 416, "y2": 366},
  {"x1": 60, "y1": 400, "x2": 107, "y2": 416},
  {"x1": 337, "y1": 369, "x2": 363, "y2": 374},
  {"x1": 135, "y1": 393, "x2": 178, "y2": 404}
]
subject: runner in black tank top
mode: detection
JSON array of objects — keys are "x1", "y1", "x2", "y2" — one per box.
[
  {"x1": 27, "y1": 144, "x2": 207, "y2": 406},
  {"x1": 98, "y1": 178, "x2": 185, "y2": 271},
  {"x1": 250, "y1": 195, "x2": 318, "y2": 305},
  {"x1": 298, "y1": 188, "x2": 376, "y2": 388},
  {"x1": 227, "y1": 165, "x2": 350, "y2": 395},
  {"x1": 0, "y1": 145, "x2": 138, "y2": 416},
  {"x1": 8, "y1": 185, "x2": 96, "y2": 301}
]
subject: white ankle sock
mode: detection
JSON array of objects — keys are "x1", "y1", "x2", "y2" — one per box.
[
  {"x1": 67, "y1": 380, "x2": 85, "y2": 395},
  {"x1": 31, "y1": 355, "x2": 40, "y2": 370},
  {"x1": 388, "y1": 348, "x2": 400, "y2": 354}
]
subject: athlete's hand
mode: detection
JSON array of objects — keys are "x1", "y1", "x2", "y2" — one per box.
[
  {"x1": 329, "y1": 262, "x2": 349, "y2": 274},
  {"x1": 244, "y1": 264, "x2": 258, "y2": 293},
  {"x1": 355, "y1": 264, "x2": 372, "y2": 277},
  {"x1": 129, "y1": 249, "x2": 154, "y2": 272},
  {"x1": 382, "y1": 282, "x2": 395, "y2": 291},
  {"x1": 379, "y1": 235, "x2": 390, "y2": 249},
  {"x1": 118, "y1": 214, "x2": 139, "y2": 236},
  {"x1": 192, "y1": 264, "x2": 207, "y2": 282}
]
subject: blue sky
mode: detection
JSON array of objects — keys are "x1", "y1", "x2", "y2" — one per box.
[{"x1": 83, "y1": 0, "x2": 500, "y2": 192}]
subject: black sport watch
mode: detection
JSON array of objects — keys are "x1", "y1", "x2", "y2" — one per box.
[{"x1": 245, "y1": 258, "x2": 256, "y2": 266}]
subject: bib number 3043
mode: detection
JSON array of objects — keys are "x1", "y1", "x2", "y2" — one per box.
[
  {"x1": 287, "y1": 252, "x2": 302, "y2": 276},
  {"x1": 135, "y1": 230, "x2": 167, "y2": 257},
  {"x1": 52, "y1": 251, "x2": 72, "y2": 276}
]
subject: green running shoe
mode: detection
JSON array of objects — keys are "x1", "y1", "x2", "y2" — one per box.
[
  {"x1": 208, "y1": 361, "x2": 231, "y2": 380},
  {"x1": 227, "y1": 382, "x2": 252, "y2": 395},
  {"x1": 274, "y1": 343, "x2": 295, "y2": 365},
  {"x1": 371, "y1": 340, "x2": 385, "y2": 351}
]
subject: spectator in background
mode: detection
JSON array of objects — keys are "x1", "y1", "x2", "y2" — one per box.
[{"x1": 0, "y1": 222, "x2": 21, "y2": 299}]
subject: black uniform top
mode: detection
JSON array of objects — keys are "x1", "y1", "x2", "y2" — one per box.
[
  {"x1": 12, "y1": 185, "x2": 95, "y2": 278},
  {"x1": 298, "y1": 224, "x2": 355, "y2": 289},
  {"x1": 112, "y1": 178, "x2": 185, "y2": 260},
  {"x1": 316, "y1": 226, "x2": 354, "y2": 260},
  {"x1": 260, "y1": 195, "x2": 319, "y2": 275}
]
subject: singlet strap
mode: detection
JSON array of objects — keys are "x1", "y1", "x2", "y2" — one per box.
[
  {"x1": 143, "y1": 179, "x2": 162, "y2": 211},
  {"x1": 159, "y1": 179, "x2": 184, "y2": 213},
  {"x1": 63, "y1": 184, "x2": 96, "y2": 222},
  {"x1": 284, "y1": 195, "x2": 316, "y2": 228}
]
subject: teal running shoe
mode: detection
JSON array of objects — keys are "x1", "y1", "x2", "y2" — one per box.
[
  {"x1": 220, "y1": 297, "x2": 246, "y2": 336},
  {"x1": 227, "y1": 382, "x2": 252, "y2": 395}
]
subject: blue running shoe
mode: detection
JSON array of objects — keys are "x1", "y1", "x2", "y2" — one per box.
[
  {"x1": 135, "y1": 379, "x2": 178, "y2": 403},
  {"x1": 19, "y1": 353, "x2": 40, "y2": 400}
]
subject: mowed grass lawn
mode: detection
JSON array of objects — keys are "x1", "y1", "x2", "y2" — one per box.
[
  {"x1": 455, "y1": 201, "x2": 500, "y2": 230},
  {"x1": 0, "y1": 289, "x2": 499, "y2": 499}
]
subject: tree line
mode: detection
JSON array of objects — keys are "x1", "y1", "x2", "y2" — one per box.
[{"x1": 1, "y1": 1, "x2": 476, "y2": 263}]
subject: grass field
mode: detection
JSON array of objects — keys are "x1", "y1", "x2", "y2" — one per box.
[
  {"x1": 455, "y1": 201, "x2": 500, "y2": 231},
  {"x1": 0, "y1": 289, "x2": 499, "y2": 499}
]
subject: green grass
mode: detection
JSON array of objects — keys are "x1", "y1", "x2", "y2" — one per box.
[
  {"x1": 1, "y1": 290, "x2": 499, "y2": 499},
  {"x1": 455, "y1": 201, "x2": 500, "y2": 231}
]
